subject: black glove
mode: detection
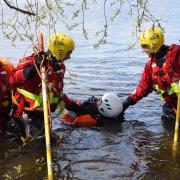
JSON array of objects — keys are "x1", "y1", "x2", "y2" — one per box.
[
  {"x1": 23, "y1": 65, "x2": 37, "y2": 80},
  {"x1": 87, "y1": 96, "x2": 99, "y2": 104},
  {"x1": 122, "y1": 96, "x2": 135, "y2": 112},
  {"x1": 36, "y1": 52, "x2": 60, "y2": 72},
  {"x1": 35, "y1": 52, "x2": 46, "y2": 68},
  {"x1": 23, "y1": 52, "x2": 46, "y2": 80}
]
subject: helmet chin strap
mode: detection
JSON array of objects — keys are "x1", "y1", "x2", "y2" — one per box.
[
  {"x1": 48, "y1": 50, "x2": 64, "y2": 62},
  {"x1": 149, "y1": 45, "x2": 166, "y2": 58},
  {"x1": 150, "y1": 45, "x2": 169, "y2": 66},
  {"x1": 149, "y1": 52, "x2": 155, "y2": 58},
  {"x1": 155, "y1": 45, "x2": 168, "y2": 59}
]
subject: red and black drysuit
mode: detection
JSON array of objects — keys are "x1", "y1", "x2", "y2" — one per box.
[
  {"x1": 124, "y1": 44, "x2": 180, "y2": 120},
  {"x1": 8, "y1": 52, "x2": 83, "y2": 137}
]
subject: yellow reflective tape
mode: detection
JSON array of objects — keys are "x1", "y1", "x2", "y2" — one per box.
[
  {"x1": 34, "y1": 93, "x2": 43, "y2": 107},
  {"x1": 17, "y1": 88, "x2": 65, "y2": 109},
  {"x1": 154, "y1": 84, "x2": 165, "y2": 100},
  {"x1": 17, "y1": 88, "x2": 38, "y2": 100},
  {"x1": 17, "y1": 88, "x2": 42, "y2": 107},
  {"x1": 59, "y1": 92, "x2": 64, "y2": 98},
  {"x1": 167, "y1": 82, "x2": 179, "y2": 95},
  {"x1": 49, "y1": 93, "x2": 54, "y2": 104},
  {"x1": 60, "y1": 110, "x2": 65, "y2": 116},
  {"x1": 52, "y1": 97, "x2": 59, "y2": 103},
  {"x1": 57, "y1": 101, "x2": 65, "y2": 109},
  {"x1": 49, "y1": 93, "x2": 58, "y2": 104},
  {"x1": 154, "y1": 82, "x2": 179, "y2": 101},
  {"x1": 57, "y1": 101, "x2": 65, "y2": 116}
]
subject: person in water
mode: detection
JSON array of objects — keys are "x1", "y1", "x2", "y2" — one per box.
[
  {"x1": 122, "y1": 26, "x2": 180, "y2": 121},
  {"x1": 62, "y1": 93, "x2": 124, "y2": 127}
]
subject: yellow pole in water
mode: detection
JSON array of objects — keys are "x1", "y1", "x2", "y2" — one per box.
[
  {"x1": 173, "y1": 80, "x2": 180, "y2": 153},
  {"x1": 41, "y1": 66, "x2": 53, "y2": 180},
  {"x1": 38, "y1": 32, "x2": 53, "y2": 179}
]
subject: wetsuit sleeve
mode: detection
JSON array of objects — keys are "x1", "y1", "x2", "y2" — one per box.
[
  {"x1": 63, "y1": 94, "x2": 87, "y2": 115},
  {"x1": 129, "y1": 60, "x2": 154, "y2": 103},
  {"x1": 8, "y1": 55, "x2": 39, "y2": 88},
  {"x1": 9, "y1": 65, "x2": 36, "y2": 88},
  {"x1": 64, "y1": 96, "x2": 84, "y2": 114},
  {"x1": 23, "y1": 65, "x2": 36, "y2": 80},
  {"x1": 9, "y1": 68, "x2": 26, "y2": 88},
  {"x1": 64, "y1": 96, "x2": 98, "y2": 115},
  {"x1": 63, "y1": 93, "x2": 75, "y2": 107}
]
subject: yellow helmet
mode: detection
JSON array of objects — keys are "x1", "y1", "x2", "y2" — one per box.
[
  {"x1": 138, "y1": 27, "x2": 164, "y2": 53},
  {"x1": 48, "y1": 33, "x2": 75, "y2": 61}
]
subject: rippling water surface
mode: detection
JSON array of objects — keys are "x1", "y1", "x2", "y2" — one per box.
[{"x1": 0, "y1": 0, "x2": 180, "y2": 179}]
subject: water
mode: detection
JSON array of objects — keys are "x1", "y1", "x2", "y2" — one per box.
[{"x1": 0, "y1": 0, "x2": 180, "y2": 179}]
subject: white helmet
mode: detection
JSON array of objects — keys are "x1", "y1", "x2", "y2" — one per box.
[{"x1": 98, "y1": 93, "x2": 123, "y2": 118}]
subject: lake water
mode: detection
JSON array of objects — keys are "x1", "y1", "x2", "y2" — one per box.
[{"x1": 0, "y1": 0, "x2": 180, "y2": 179}]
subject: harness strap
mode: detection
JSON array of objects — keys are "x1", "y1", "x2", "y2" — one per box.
[
  {"x1": 154, "y1": 82, "x2": 179, "y2": 100},
  {"x1": 14, "y1": 88, "x2": 64, "y2": 112}
]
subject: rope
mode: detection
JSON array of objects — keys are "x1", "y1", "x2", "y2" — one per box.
[{"x1": 33, "y1": 45, "x2": 56, "y2": 139}]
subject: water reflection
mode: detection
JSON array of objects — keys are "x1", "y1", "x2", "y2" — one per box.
[
  {"x1": 0, "y1": 0, "x2": 180, "y2": 179},
  {"x1": 55, "y1": 120, "x2": 147, "y2": 179}
]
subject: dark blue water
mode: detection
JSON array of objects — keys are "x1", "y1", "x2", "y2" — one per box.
[{"x1": 0, "y1": 0, "x2": 180, "y2": 179}]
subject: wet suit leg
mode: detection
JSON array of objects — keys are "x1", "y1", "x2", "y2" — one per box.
[
  {"x1": 13, "y1": 116, "x2": 26, "y2": 138},
  {"x1": 27, "y1": 112, "x2": 44, "y2": 137},
  {"x1": 162, "y1": 103, "x2": 176, "y2": 121}
]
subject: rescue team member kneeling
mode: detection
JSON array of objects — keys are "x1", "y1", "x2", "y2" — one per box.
[
  {"x1": 62, "y1": 93, "x2": 123, "y2": 127},
  {"x1": 8, "y1": 33, "x2": 88, "y2": 141},
  {"x1": 0, "y1": 58, "x2": 14, "y2": 135},
  {"x1": 122, "y1": 27, "x2": 180, "y2": 120}
]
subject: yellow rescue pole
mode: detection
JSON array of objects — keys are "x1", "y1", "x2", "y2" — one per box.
[
  {"x1": 172, "y1": 80, "x2": 180, "y2": 154},
  {"x1": 38, "y1": 32, "x2": 53, "y2": 179},
  {"x1": 41, "y1": 66, "x2": 53, "y2": 180}
]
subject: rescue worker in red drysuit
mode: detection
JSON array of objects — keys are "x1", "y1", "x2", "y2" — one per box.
[
  {"x1": 0, "y1": 58, "x2": 14, "y2": 135},
  {"x1": 8, "y1": 33, "x2": 87, "y2": 141},
  {"x1": 122, "y1": 27, "x2": 180, "y2": 120}
]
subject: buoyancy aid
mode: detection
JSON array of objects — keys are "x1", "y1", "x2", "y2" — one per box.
[
  {"x1": 11, "y1": 54, "x2": 66, "y2": 115},
  {"x1": 62, "y1": 111, "x2": 97, "y2": 127},
  {"x1": 0, "y1": 58, "x2": 14, "y2": 112},
  {"x1": 151, "y1": 44, "x2": 180, "y2": 110}
]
